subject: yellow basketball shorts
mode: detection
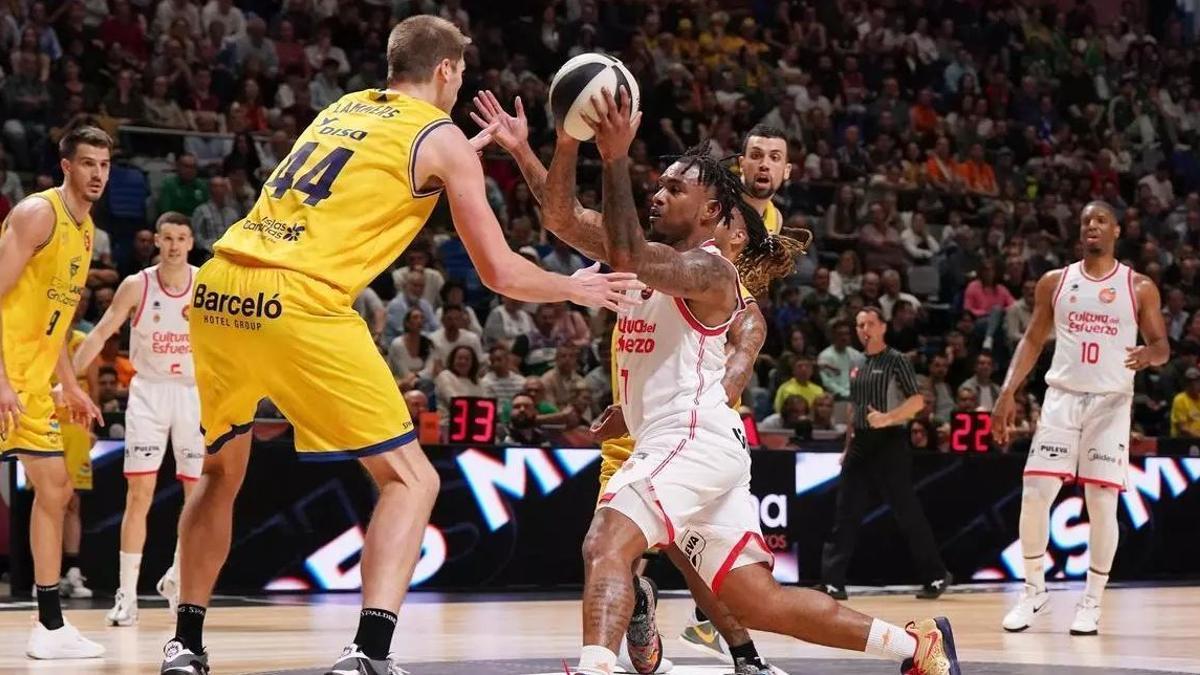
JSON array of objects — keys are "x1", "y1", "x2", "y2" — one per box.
[
  {"x1": 598, "y1": 434, "x2": 635, "y2": 505},
  {"x1": 190, "y1": 256, "x2": 415, "y2": 461},
  {"x1": 0, "y1": 389, "x2": 63, "y2": 458},
  {"x1": 58, "y1": 415, "x2": 93, "y2": 491}
]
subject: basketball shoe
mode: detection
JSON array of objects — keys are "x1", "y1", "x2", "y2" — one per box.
[
  {"x1": 107, "y1": 588, "x2": 138, "y2": 626},
  {"x1": 1001, "y1": 584, "x2": 1049, "y2": 632},
  {"x1": 678, "y1": 607, "x2": 728, "y2": 660},
  {"x1": 157, "y1": 566, "x2": 181, "y2": 614},
  {"x1": 26, "y1": 619, "x2": 105, "y2": 659},
  {"x1": 326, "y1": 643, "x2": 409, "y2": 675},
  {"x1": 901, "y1": 617, "x2": 961, "y2": 675},
  {"x1": 617, "y1": 638, "x2": 674, "y2": 673},
  {"x1": 58, "y1": 567, "x2": 93, "y2": 598},
  {"x1": 622, "y1": 575, "x2": 664, "y2": 674},
  {"x1": 1069, "y1": 596, "x2": 1101, "y2": 636},
  {"x1": 160, "y1": 639, "x2": 209, "y2": 674}
]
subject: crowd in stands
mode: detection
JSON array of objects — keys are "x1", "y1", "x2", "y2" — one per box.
[{"x1": 6, "y1": 0, "x2": 1200, "y2": 449}]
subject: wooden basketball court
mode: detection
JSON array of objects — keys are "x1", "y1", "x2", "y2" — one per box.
[{"x1": 0, "y1": 584, "x2": 1197, "y2": 673}]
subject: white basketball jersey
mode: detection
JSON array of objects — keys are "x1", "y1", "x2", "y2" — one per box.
[
  {"x1": 131, "y1": 264, "x2": 197, "y2": 384},
  {"x1": 615, "y1": 243, "x2": 745, "y2": 439},
  {"x1": 1045, "y1": 261, "x2": 1139, "y2": 395}
]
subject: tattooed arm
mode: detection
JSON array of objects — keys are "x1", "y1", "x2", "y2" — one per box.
[
  {"x1": 601, "y1": 155, "x2": 736, "y2": 308},
  {"x1": 471, "y1": 91, "x2": 608, "y2": 262},
  {"x1": 723, "y1": 301, "x2": 766, "y2": 406}
]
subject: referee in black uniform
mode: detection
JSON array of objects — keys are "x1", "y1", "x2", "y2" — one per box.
[{"x1": 819, "y1": 307, "x2": 950, "y2": 600}]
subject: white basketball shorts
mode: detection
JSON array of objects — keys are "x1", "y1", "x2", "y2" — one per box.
[
  {"x1": 1025, "y1": 386, "x2": 1132, "y2": 490},
  {"x1": 124, "y1": 378, "x2": 205, "y2": 481},
  {"x1": 598, "y1": 411, "x2": 773, "y2": 594}
]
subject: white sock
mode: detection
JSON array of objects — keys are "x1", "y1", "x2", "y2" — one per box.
[
  {"x1": 577, "y1": 645, "x2": 617, "y2": 675},
  {"x1": 1023, "y1": 556, "x2": 1046, "y2": 593},
  {"x1": 1084, "y1": 569, "x2": 1109, "y2": 604},
  {"x1": 119, "y1": 551, "x2": 142, "y2": 595},
  {"x1": 172, "y1": 541, "x2": 182, "y2": 575},
  {"x1": 864, "y1": 619, "x2": 918, "y2": 662}
]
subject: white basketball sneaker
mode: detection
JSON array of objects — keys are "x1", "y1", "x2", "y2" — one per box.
[
  {"x1": 26, "y1": 619, "x2": 105, "y2": 659},
  {"x1": 107, "y1": 588, "x2": 139, "y2": 627},
  {"x1": 157, "y1": 566, "x2": 180, "y2": 614},
  {"x1": 1002, "y1": 584, "x2": 1050, "y2": 632},
  {"x1": 1069, "y1": 596, "x2": 1102, "y2": 636},
  {"x1": 58, "y1": 568, "x2": 93, "y2": 599}
]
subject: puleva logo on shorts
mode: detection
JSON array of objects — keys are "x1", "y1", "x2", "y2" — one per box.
[
  {"x1": 1035, "y1": 443, "x2": 1068, "y2": 460},
  {"x1": 681, "y1": 529, "x2": 707, "y2": 568},
  {"x1": 192, "y1": 284, "x2": 283, "y2": 331}
]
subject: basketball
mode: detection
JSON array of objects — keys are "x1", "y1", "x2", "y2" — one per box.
[{"x1": 549, "y1": 53, "x2": 641, "y2": 142}]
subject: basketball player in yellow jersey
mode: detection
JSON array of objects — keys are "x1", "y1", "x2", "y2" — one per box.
[
  {"x1": 161, "y1": 16, "x2": 644, "y2": 675},
  {"x1": 0, "y1": 125, "x2": 110, "y2": 660},
  {"x1": 739, "y1": 125, "x2": 789, "y2": 235},
  {"x1": 471, "y1": 92, "x2": 803, "y2": 675}
]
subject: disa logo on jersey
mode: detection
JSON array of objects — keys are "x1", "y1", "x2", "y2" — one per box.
[{"x1": 315, "y1": 116, "x2": 369, "y2": 141}]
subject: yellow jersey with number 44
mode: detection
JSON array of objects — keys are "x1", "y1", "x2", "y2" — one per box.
[
  {"x1": 213, "y1": 89, "x2": 450, "y2": 297},
  {"x1": 1, "y1": 188, "x2": 93, "y2": 394}
]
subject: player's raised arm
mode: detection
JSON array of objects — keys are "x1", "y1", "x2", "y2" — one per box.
[
  {"x1": 416, "y1": 121, "x2": 643, "y2": 311},
  {"x1": 72, "y1": 273, "x2": 145, "y2": 375},
  {"x1": 588, "y1": 87, "x2": 736, "y2": 308},
  {"x1": 993, "y1": 268, "x2": 1062, "y2": 445},
  {"x1": 0, "y1": 197, "x2": 56, "y2": 433},
  {"x1": 471, "y1": 90, "x2": 609, "y2": 262},
  {"x1": 1125, "y1": 273, "x2": 1170, "y2": 371}
]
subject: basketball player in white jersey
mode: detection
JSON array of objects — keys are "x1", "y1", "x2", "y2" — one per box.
[
  {"x1": 73, "y1": 211, "x2": 201, "y2": 626},
  {"x1": 564, "y1": 87, "x2": 959, "y2": 675},
  {"x1": 992, "y1": 200, "x2": 1168, "y2": 635}
]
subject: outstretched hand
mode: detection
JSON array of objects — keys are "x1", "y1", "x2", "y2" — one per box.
[
  {"x1": 567, "y1": 262, "x2": 646, "y2": 313},
  {"x1": 467, "y1": 118, "x2": 500, "y2": 154},
  {"x1": 470, "y1": 91, "x2": 529, "y2": 153},
  {"x1": 581, "y1": 86, "x2": 642, "y2": 162}
]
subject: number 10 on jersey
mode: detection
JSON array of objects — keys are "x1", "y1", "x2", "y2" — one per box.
[{"x1": 1080, "y1": 341, "x2": 1100, "y2": 364}]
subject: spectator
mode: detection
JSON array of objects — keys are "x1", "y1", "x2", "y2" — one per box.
[
  {"x1": 403, "y1": 389, "x2": 429, "y2": 418},
  {"x1": 274, "y1": 20, "x2": 307, "y2": 77},
  {"x1": 823, "y1": 184, "x2": 861, "y2": 252},
  {"x1": 512, "y1": 304, "x2": 560, "y2": 376},
  {"x1": 1162, "y1": 287, "x2": 1188, "y2": 343},
  {"x1": 191, "y1": 176, "x2": 240, "y2": 253},
  {"x1": 878, "y1": 269, "x2": 922, "y2": 321},
  {"x1": 484, "y1": 295, "x2": 535, "y2": 348},
  {"x1": 811, "y1": 393, "x2": 846, "y2": 437},
  {"x1": 119, "y1": 229, "x2": 158, "y2": 278},
  {"x1": 901, "y1": 212, "x2": 940, "y2": 265},
  {"x1": 960, "y1": 352, "x2": 1001, "y2": 411},
  {"x1": 436, "y1": 282, "x2": 482, "y2": 335},
  {"x1": 801, "y1": 267, "x2": 842, "y2": 321},
  {"x1": 502, "y1": 393, "x2": 547, "y2": 446},
  {"x1": 774, "y1": 356, "x2": 824, "y2": 412},
  {"x1": 1170, "y1": 367, "x2": 1200, "y2": 438},
  {"x1": 392, "y1": 249, "x2": 444, "y2": 308},
  {"x1": 583, "y1": 342, "x2": 612, "y2": 407},
  {"x1": 482, "y1": 345, "x2": 526, "y2": 413},
  {"x1": 353, "y1": 287, "x2": 386, "y2": 346},
  {"x1": 97, "y1": 335, "x2": 135, "y2": 389},
  {"x1": 2, "y1": 51, "x2": 51, "y2": 169},
  {"x1": 144, "y1": 74, "x2": 189, "y2": 129},
  {"x1": 761, "y1": 395, "x2": 810, "y2": 431},
  {"x1": 550, "y1": 302, "x2": 591, "y2": 348},
  {"x1": 97, "y1": 365, "x2": 126, "y2": 413},
  {"x1": 202, "y1": 0, "x2": 245, "y2": 38},
  {"x1": 541, "y1": 343, "x2": 583, "y2": 409},
  {"x1": 817, "y1": 321, "x2": 864, "y2": 400},
  {"x1": 428, "y1": 305, "x2": 485, "y2": 368},
  {"x1": 1005, "y1": 279, "x2": 1037, "y2": 347},
  {"x1": 383, "y1": 271, "x2": 439, "y2": 343},
  {"x1": 886, "y1": 300, "x2": 921, "y2": 356},
  {"x1": 386, "y1": 308, "x2": 435, "y2": 385},
  {"x1": 185, "y1": 113, "x2": 233, "y2": 172},
  {"x1": 920, "y1": 353, "x2": 957, "y2": 422},
  {"x1": 309, "y1": 57, "x2": 344, "y2": 110},
  {"x1": 304, "y1": 25, "x2": 349, "y2": 75},
  {"x1": 157, "y1": 154, "x2": 209, "y2": 217},
  {"x1": 957, "y1": 143, "x2": 998, "y2": 196},
  {"x1": 100, "y1": 0, "x2": 149, "y2": 61},
  {"x1": 829, "y1": 250, "x2": 863, "y2": 300},
  {"x1": 234, "y1": 17, "x2": 278, "y2": 78},
  {"x1": 541, "y1": 234, "x2": 587, "y2": 276},
  {"x1": 434, "y1": 345, "x2": 485, "y2": 415}
]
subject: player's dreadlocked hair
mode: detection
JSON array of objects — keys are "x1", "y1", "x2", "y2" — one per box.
[
  {"x1": 669, "y1": 141, "x2": 747, "y2": 229},
  {"x1": 733, "y1": 200, "x2": 812, "y2": 296}
]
